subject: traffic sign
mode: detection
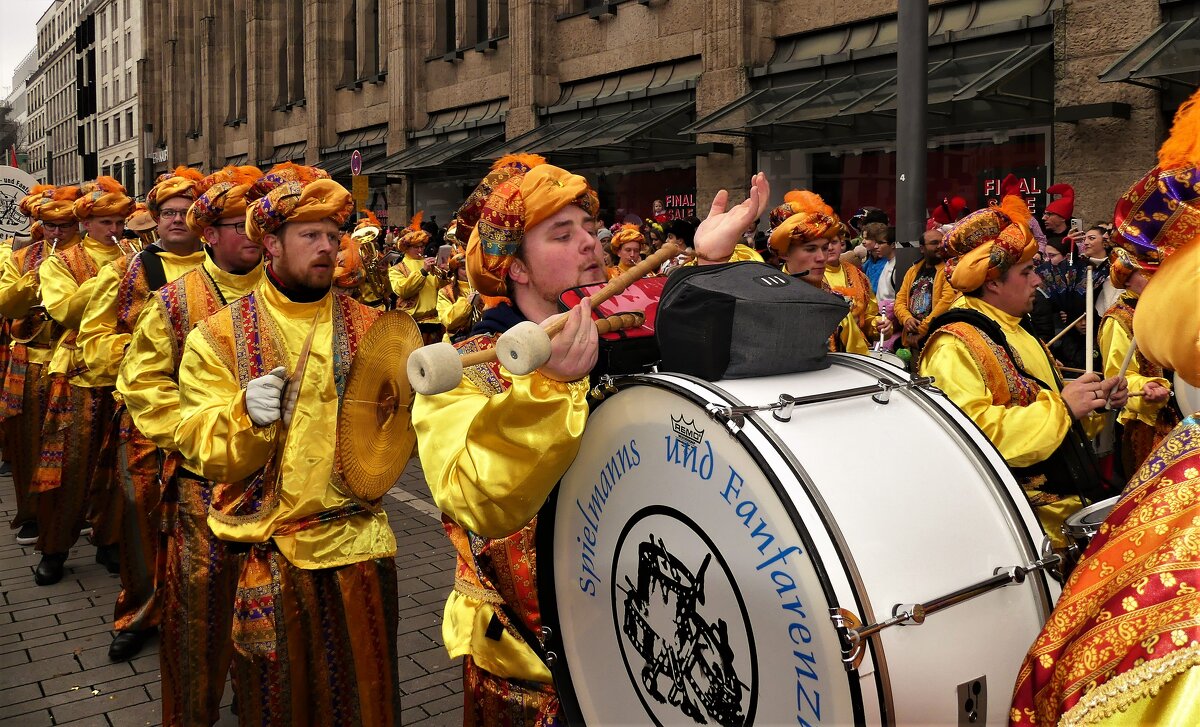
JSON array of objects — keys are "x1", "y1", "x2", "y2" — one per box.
[{"x1": 350, "y1": 149, "x2": 363, "y2": 176}]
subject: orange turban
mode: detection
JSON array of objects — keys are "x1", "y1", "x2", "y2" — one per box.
[
  {"x1": 397, "y1": 211, "x2": 430, "y2": 249},
  {"x1": 126, "y1": 202, "x2": 157, "y2": 233},
  {"x1": 334, "y1": 232, "x2": 364, "y2": 288},
  {"x1": 355, "y1": 208, "x2": 382, "y2": 234},
  {"x1": 186, "y1": 165, "x2": 263, "y2": 234},
  {"x1": 19, "y1": 184, "x2": 55, "y2": 218},
  {"x1": 941, "y1": 182, "x2": 1037, "y2": 292},
  {"x1": 34, "y1": 186, "x2": 83, "y2": 225},
  {"x1": 245, "y1": 176, "x2": 354, "y2": 244},
  {"x1": 459, "y1": 154, "x2": 598, "y2": 297},
  {"x1": 610, "y1": 224, "x2": 644, "y2": 249},
  {"x1": 249, "y1": 161, "x2": 330, "y2": 201},
  {"x1": 73, "y1": 177, "x2": 134, "y2": 220},
  {"x1": 147, "y1": 166, "x2": 205, "y2": 218},
  {"x1": 768, "y1": 190, "x2": 840, "y2": 255},
  {"x1": 1131, "y1": 88, "x2": 1200, "y2": 386}
]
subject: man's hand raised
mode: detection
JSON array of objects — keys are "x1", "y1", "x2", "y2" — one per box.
[{"x1": 694, "y1": 173, "x2": 771, "y2": 264}]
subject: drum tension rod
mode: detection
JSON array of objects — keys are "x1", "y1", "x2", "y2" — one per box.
[
  {"x1": 704, "y1": 376, "x2": 937, "y2": 431},
  {"x1": 829, "y1": 553, "x2": 1063, "y2": 671}
]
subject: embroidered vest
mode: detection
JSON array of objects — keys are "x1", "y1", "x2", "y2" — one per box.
[
  {"x1": 444, "y1": 333, "x2": 546, "y2": 657},
  {"x1": 113, "y1": 252, "x2": 158, "y2": 336},
  {"x1": 928, "y1": 322, "x2": 1043, "y2": 408},
  {"x1": 0, "y1": 243, "x2": 61, "y2": 417},
  {"x1": 197, "y1": 291, "x2": 379, "y2": 522},
  {"x1": 156, "y1": 266, "x2": 233, "y2": 370},
  {"x1": 52, "y1": 242, "x2": 104, "y2": 356},
  {"x1": 828, "y1": 262, "x2": 873, "y2": 330}
]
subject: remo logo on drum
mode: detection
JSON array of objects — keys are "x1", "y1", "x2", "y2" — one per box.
[{"x1": 612, "y1": 506, "x2": 757, "y2": 727}]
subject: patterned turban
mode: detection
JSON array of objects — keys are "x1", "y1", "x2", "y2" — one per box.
[
  {"x1": 397, "y1": 212, "x2": 430, "y2": 249},
  {"x1": 940, "y1": 176, "x2": 1037, "y2": 292},
  {"x1": 146, "y1": 166, "x2": 205, "y2": 218},
  {"x1": 73, "y1": 177, "x2": 134, "y2": 220},
  {"x1": 768, "y1": 190, "x2": 841, "y2": 255},
  {"x1": 245, "y1": 176, "x2": 354, "y2": 243},
  {"x1": 249, "y1": 161, "x2": 330, "y2": 201},
  {"x1": 19, "y1": 184, "x2": 55, "y2": 218},
  {"x1": 186, "y1": 165, "x2": 263, "y2": 234},
  {"x1": 610, "y1": 224, "x2": 644, "y2": 250},
  {"x1": 355, "y1": 208, "x2": 382, "y2": 234},
  {"x1": 32, "y1": 186, "x2": 82, "y2": 225},
  {"x1": 458, "y1": 154, "x2": 598, "y2": 297},
  {"x1": 1130, "y1": 88, "x2": 1200, "y2": 386}
]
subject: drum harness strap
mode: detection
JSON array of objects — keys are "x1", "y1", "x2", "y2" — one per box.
[
  {"x1": 924, "y1": 308, "x2": 1109, "y2": 501},
  {"x1": 455, "y1": 541, "x2": 555, "y2": 669}
]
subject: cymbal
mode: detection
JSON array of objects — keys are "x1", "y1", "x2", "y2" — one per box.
[{"x1": 338, "y1": 311, "x2": 423, "y2": 501}]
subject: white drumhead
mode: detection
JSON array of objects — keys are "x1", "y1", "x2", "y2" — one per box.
[{"x1": 545, "y1": 382, "x2": 858, "y2": 725}]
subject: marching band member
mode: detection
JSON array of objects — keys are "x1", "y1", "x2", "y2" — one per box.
[
  {"x1": 78, "y1": 166, "x2": 208, "y2": 661},
  {"x1": 174, "y1": 167, "x2": 399, "y2": 725},
  {"x1": 606, "y1": 224, "x2": 653, "y2": 279},
  {"x1": 823, "y1": 219, "x2": 884, "y2": 339},
  {"x1": 353, "y1": 209, "x2": 389, "y2": 307},
  {"x1": 436, "y1": 253, "x2": 479, "y2": 342},
  {"x1": 118, "y1": 164, "x2": 264, "y2": 726},
  {"x1": 388, "y1": 211, "x2": 443, "y2": 342},
  {"x1": 918, "y1": 185, "x2": 1127, "y2": 550},
  {"x1": 769, "y1": 190, "x2": 880, "y2": 354},
  {"x1": 1010, "y1": 87, "x2": 1200, "y2": 726},
  {"x1": 413, "y1": 154, "x2": 767, "y2": 723},
  {"x1": 1098, "y1": 248, "x2": 1179, "y2": 481},
  {"x1": 0, "y1": 185, "x2": 69, "y2": 547},
  {"x1": 333, "y1": 231, "x2": 365, "y2": 298},
  {"x1": 32, "y1": 177, "x2": 132, "y2": 586}
]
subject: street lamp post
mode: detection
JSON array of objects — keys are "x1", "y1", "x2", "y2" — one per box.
[{"x1": 896, "y1": 0, "x2": 928, "y2": 244}]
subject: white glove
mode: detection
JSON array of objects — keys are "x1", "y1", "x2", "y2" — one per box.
[{"x1": 245, "y1": 366, "x2": 287, "y2": 427}]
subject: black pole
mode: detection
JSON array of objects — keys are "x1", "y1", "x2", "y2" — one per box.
[{"x1": 896, "y1": 0, "x2": 928, "y2": 244}]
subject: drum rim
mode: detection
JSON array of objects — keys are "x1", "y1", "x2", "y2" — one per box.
[
  {"x1": 537, "y1": 372, "x2": 873, "y2": 726},
  {"x1": 1065, "y1": 494, "x2": 1122, "y2": 530}
]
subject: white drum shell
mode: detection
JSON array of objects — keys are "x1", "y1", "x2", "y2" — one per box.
[{"x1": 546, "y1": 353, "x2": 1058, "y2": 726}]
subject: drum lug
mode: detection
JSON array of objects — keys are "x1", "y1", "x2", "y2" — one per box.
[{"x1": 772, "y1": 394, "x2": 797, "y2": 422}]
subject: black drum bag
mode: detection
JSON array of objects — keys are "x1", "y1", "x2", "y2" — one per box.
[{"x1": 656, "y1": 262, "x2": 849, "y2": 380}]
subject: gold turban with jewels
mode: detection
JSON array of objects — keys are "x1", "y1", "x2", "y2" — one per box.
[
  {"x1": 73, "y1": 176, "x2": 134, "y2": 220},
  {"x1": 147, "y1": 166, "x2": 205, "y2": 218},
  {"x1": 1130, "y1": 88, "x2": 1200, "y2": 387},
  {"x1": 186, "y1": 165, "x2": 263, "y2": 234},
  {"x1": 610, "y1": 224, "x2": 644, "y2": 250},
  {"x1": 458, "y1": 154, "x2": 599, "y2": 297},
  {"x1": 940, "y1": 184, "x2": 1036, "y2": 293},
  {"x1": 768, "y1": 190, "x2": 840, "y2": 255},
  {"x1": 245, "y1": 176, "x2": 354, "y2": 243},
  {"x1": 249, "y1": 161, "x2": 330, "y2": 201}
]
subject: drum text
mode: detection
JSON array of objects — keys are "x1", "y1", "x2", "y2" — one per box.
[
  {"x1": 577, "y1": 439, "x2": 642, "y2": 596},
  {"x1": 665, "y1": 434, "x2": 714, "y2": 480},
  {"x1": 721, "y1": 465, "x2": 824, "y2": 726}
]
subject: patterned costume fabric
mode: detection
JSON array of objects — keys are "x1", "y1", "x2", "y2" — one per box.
[
  {"x1": 1111, "y1": 165, "x2": 1200, "y2": 270},
  {"x1": 1010, "y1": 417, "x2": 1200, "y2": 726},
  {"x1": 229, "y1": 553, "x2": 400, "y2": 727},
  {"x1": 245, "y1": 178, "x2": 353, "y2": 243},
  {"x1": 0, "y1": 361, "x2": 46, "y2": 528},
  {"x1": 463, "y1": 656, "x2": 561, "y2": 727},
  {"x1": 111, "y1": 411, "x2": 165, "y2": 633},
  {"x1": 825, "y1": 261, "x2": 877, "y2": 334},
  {"x1": 767, "y1": 191, "x2": 839, "y2": 256}
]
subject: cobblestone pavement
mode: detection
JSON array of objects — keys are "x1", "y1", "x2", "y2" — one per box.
[{"x1": 0, "y1": 459, "x2": 463, "y2": 726}]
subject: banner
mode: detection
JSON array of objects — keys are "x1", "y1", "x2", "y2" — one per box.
[{"x1": 0, "y1": 166, "x2": 41, "y2": 238}]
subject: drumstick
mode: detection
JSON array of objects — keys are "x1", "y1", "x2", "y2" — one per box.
[
  {"x1": 541, "y1": 242, "x2": 681, "y2": 339},
  {"x1": 456, "y1": 312, "x2": 646, "y2": 368},
  {"x1": 1045, "y1": 313, "x2": 1087, "y2": 348},
  {"x1": 1085, "y1": 269, "x2": 1095, "y2": 376},
  {"x1": 1058, "y1": 365, "x2": 1089, "y2": 375},
  {"x1": 1105, "y1": 335, "x2": 1138, "y2": 410}
]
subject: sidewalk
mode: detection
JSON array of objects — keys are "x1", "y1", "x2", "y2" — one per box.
[{"x1": 0, "y1": 459, "x2": 463, "y2": 726}]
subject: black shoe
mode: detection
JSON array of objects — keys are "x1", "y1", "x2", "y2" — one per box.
[
  {"x1": 95, "y1": 543, "x2": 121, "y2": 575},
  {"x1": 108, "y1": 629, "x2": 153, "y2": 662},
  {"x1": 34, "y1": 553, "x2": 67, "y2": 586},
  {"x1": 14, "y1": 522, "x2": 38, "y2": 546},
  {"x1": 0, "y1": 461, "x2": 11, "y2": 475}
]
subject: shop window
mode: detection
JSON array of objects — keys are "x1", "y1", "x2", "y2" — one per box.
[{"x1": 356, "y1": 0, "x2": 383, "y2": 80}]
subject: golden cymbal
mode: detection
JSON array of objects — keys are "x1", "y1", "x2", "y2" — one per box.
[{"x1": 338, "y1": 311, "x2": 424, "y2": 501}]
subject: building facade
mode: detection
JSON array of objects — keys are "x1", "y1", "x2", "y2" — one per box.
[
  {"x1": 85, "y1": 0, "x2": 142, "y2": 193},
  {"x1": 133, "y1": 0, "x2": 1200, "y2": 224},
  {"x1": 6, "y1": 49, "x2": 38, "y2": 169},
  {"x1": 27, "y1": 0, "x2": 84, "y2": 185}
]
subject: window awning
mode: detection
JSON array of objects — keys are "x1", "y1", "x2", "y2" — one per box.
[
  {"x1": 224, "y1": 153, "x2": 248, "y2": 166},
  {"x1": 320, "y1": 124, "x2": 389, "y2": 155},
  {"x1": 259, "y1": 141, "x2": 307, "y2": 165},
  {"x1": 1100, "y1": 18, "x2": 1200, "y2": 88},
  {"x1": 685, "y1": 41, "x2": 1052, "y2": 136},
  {"x1": 484, "y1": 101, "x2": 693, "y2": 157},
  {"x1": 363, "y1": 129, "x2": 506, "y2": 175}
]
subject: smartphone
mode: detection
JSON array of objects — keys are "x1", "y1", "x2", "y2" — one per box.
[
  {"x1": 435, "y1": 244, "x2": 453, "y2": 268},
  {"x1": 1070, "y1": 218, "x2": 1084, "y2": 234}
]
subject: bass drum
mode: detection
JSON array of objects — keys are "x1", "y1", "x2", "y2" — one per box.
[{"x1": 538, "y1": 353, "x2": 1060, "y2": 725}]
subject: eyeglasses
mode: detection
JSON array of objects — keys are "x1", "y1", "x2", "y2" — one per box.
[
  {"x1": 159, "y1": 208, "x2": 188, "y2": 219},
  {"x1": 215, "y1": 221, "x2": 248, "y2": 235}
]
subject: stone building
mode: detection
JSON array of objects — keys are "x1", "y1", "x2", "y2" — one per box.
[
  {"x1": 87, "y1": 0, "x2": 143, "y2": 194},
  {"x1": 27, "y1": 0, "x2": 83, "y2": 185},
  {"x1": 126, "y1": 0, "x2": 1199, "y2": 225}
]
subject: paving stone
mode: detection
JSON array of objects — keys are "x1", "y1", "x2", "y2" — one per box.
[
  {"x1": 104, "y1": 695, "x2": 162, "y2": 727},
  {"x1": 40, "y1": 661, "x2": 136, "y2": 696},
  {"x1": 401, "y1": 705, "x2": 429, "y2": 723},
  {"x1": 420, "y1": 691, "x2": 465, "y2": 716},
  {"x1": 0, "y1": 631, "x2": 64, "y2": 657},
  {"x1": 50, "y1": 685, "x2": 149, "y2": 723},
  {"x1": 402, "y1": 683, "x2": 452, "y2": 708},
  {"x1": 0, "y1": 652, "x2": 79, "y2": 689},
  {"x1": 0, "y1": 680, "x2": 43, "y2": 709}
]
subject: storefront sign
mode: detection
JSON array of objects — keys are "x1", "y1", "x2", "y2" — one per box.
[
  {"x1": 352, "y1": 175, "x2": 369, "y2": 208},
  {"x1": 663, "y1": 189, "x2": 696, "y2": 221},
  {"x1": 978, "y1": 166, "x2": 1047, "y2": 216}
]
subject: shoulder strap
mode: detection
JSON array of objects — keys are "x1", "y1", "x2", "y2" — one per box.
[
  {"x1": 926, "y1": 308, "x2": 1055, "y2": 391},
  {"x1": 138, "y1": 247, "x2": 168, "y2": 291}
]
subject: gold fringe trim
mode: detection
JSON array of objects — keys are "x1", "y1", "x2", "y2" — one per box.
[
  {"x1": 454, "y1": 574, "x2": 506, "y2": 605},
  {"x1": 1062, "y1": 643, "x2": 1200, "y2": 726}
]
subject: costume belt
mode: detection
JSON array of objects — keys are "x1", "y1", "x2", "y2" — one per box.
[{"x1": 454, "y1": 574, "x2": 506, "y2": 605}]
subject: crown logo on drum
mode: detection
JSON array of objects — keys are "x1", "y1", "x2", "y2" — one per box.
[{"x1": 671, "y1": 415, "x2": 705, "y2": 446}]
